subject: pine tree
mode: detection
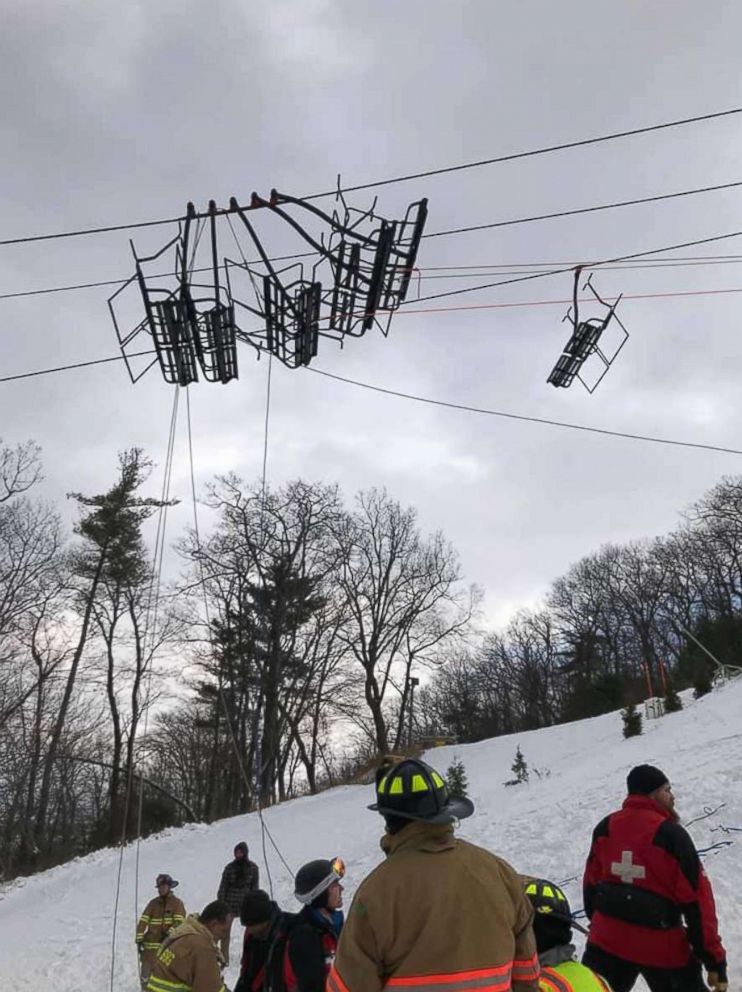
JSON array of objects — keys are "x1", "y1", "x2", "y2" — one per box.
[
  {"x1": 693, "y1": 670, "x2": 713, "y2": 698},
  {"x1": 446, "y1": 757, "x2": 469, "y2": 799},
  {"x1": 511, "y1": 745, "x2": 529, "y2": 783},
  {"x1": 664, "y1": 682, "x2": 683, "y2": 713},
  {"x1": 622, "y1": 702, "x2": 643, "y2": 738}
]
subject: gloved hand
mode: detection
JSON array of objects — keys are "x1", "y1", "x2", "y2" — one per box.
[{"x1": 706, "y1": 965, "x2": 728, "y2": 992}]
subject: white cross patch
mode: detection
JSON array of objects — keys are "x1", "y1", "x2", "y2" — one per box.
[{"x1": 610, "y1": 850, "x2": 646, "y2": 884}]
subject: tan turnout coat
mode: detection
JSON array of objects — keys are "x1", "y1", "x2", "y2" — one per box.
[
  {"x1": 146, "y1": 915, "x2": 225, "y2": 992},
  {"x1": 329, "y1": 821, "x2": 540, "y2": 992},
  {"x1": 137, "y1": 893, "x2": 187, "y2": 951}
]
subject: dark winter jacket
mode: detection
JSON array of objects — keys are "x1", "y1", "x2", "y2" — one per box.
[
  {"x1": 234, "y1": 906, "x2": 293, "y2": 992},
  {"x1": 329, "y1": 821, "x2": 540, "y2": 992},
  {"x1": 218, "y1": 858, "x2": 260, "y2": 915},
  {"x1": 285, "y1": 905, "x2": 343, "y2": 992},
  {"x1": 583, "y1": 795, "x2": 726, "y2": 973}
]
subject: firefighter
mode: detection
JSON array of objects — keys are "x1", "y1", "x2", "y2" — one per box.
[
  {"x1": 582, "y1": 764, "x2": 727, "y2": 992},
  {"x1": 329, "y1": 757, "x2": 540, "y2": 992},
  {"x1": 136, "y1": 873, "x2": 186, "y2": 989},
  {"x1": 146, "y1": 900, "x2": 233, "y2": 992},
  {"x1": 524, "y1": 878, "x2": 611, "y2": 992}
]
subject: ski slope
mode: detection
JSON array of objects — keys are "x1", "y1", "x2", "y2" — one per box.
[{"x1": 2, "y1": 680, "x2": 741, "y2": 992}]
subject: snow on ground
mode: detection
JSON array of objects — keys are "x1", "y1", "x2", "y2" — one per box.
[{"x1": 2, "y1": 680, "x2": 741, "y2": 992}]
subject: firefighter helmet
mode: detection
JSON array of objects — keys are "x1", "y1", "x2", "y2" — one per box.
[
  {"x1": 524, "y1": 878, "x2": 587, "y2": 933},
  {"x1": 369, "y1": 757, "x2": 474, "y2": 823}
]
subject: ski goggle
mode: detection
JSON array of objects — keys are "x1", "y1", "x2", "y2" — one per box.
[{"x1": 295, "y1": 857, "x2": 346, "y2": 905}]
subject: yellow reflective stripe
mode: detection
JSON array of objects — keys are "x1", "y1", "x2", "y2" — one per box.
[
  {"x1": 431, "y1": 771, "x2": 445, "y2": 788},
  {"x1": 147, "y1": 977, "x2": 191, "y2": 992},
  {"x1": 389, "y1": 777, "x2": 404, "y2": 795},
  {"x1": 143, "y1": 942, "x2": 162, "y2": 949},
  {"x1": 525, "y1": 883, "x2": 537, "y2": 895},
  {"x1": 411, "y1": 774, "x2": 429, "y2": 793}
]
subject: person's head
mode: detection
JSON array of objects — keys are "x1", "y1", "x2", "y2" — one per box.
[
  {"x1": 524, "y1": 878, "x2": 585, "y2": 955},
  {"x1": 295, "y1": 857, "x2": 345, "y2": 912},
  {"x1": 370, "y1": 757, "x2": 474, "y2": 833},
  {"x1": 240, "y1": 889, "x2": 275, "y2": 937},
  {"x1": 626, "y1": 765, "x2": 675, "y2": 814},
  {"x1": 234, "y1": 841, "x2": 248, "y2": 861},
  {"x1": 200, "y1": 900, "x2": 234, "y2": 941},
  {"x1": 156, "y1": 873, "x2": 178, "y2": 896}
]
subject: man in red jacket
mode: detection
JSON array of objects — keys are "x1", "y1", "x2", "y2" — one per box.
[{"x1": 582, "y1": 764, "x2": 727, "y2": 992}]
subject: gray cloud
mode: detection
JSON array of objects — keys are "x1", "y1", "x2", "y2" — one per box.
[{"x1": 2, "y1": 0, "x2": 742, "y2": 628}]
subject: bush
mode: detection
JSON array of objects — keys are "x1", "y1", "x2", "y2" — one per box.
[
  {"x1": 445, "y1": 757, "x2": 469, "y2": 800},
  {"x1": 511, "y1": 746, "x2": 529, "y2": 783},
  {"x1": 622, "y1": 702, "x2": 643, "y2": 738},
  {"x1": 664, "y1": 682, "x2": 683, "y2": 713},
  {"x1": 693, "y1": 671, "x2": 713, "y2": 698}
]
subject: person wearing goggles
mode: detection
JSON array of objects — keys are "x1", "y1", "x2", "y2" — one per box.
[{"x1": 283, "y1": 857, "x2": 346, "y2": 992}]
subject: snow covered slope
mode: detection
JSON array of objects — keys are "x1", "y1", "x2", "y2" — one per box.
[{"x1": 2, "y1": 680, "x2": 741, "y2": 992}]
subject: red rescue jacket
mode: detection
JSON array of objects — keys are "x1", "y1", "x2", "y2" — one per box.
[{"x1": 583, "y1": 795, "x2": 725, "y2": 970}]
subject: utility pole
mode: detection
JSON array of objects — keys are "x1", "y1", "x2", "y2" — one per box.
[{"x1": 408, "y1": 676, "x2": 420, "y2": 747}]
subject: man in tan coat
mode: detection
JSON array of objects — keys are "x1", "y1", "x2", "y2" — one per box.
[
  {"x1": 146, "y1": 900, "x2": 233, "y2": 992},
  {"x1": 136, "y1": 873, "x2": 187, "y2": 988},
  {"x1": 329, "y1": 758, "x2": 540, "y2": 992}
]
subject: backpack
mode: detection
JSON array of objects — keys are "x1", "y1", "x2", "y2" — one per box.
[{"x1": 263, "y1": 912, "x2": 300, "y2": 992}]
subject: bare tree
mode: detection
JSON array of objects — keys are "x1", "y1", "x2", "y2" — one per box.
[
  {"x1": 0, "y1": 438, "x2": 42, "y2": 503},
  {"x1": 335, "y1": 488, "x2": 477, "y2": 753}
]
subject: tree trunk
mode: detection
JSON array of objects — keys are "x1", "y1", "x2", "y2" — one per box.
[{"x1": 33, "y1": 545, "x2": 108, "y2": 856}]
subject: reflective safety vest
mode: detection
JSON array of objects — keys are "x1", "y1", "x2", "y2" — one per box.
[{"x1": 539, "y1": 962, "x2": 611, "y2": 992}]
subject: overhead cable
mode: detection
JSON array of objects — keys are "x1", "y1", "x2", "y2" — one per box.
[
  {"x1": 303, "y1": 106, "x2": 742, "y2": 199},
  {"x1": 412, "y1": 228, "x2": 742, "y2": 304},
  {"x1": 425, "y1": 178, "x2": 742, "y2": 240},
  {"x1": 305, "y1": 367, "x2": 742, "y2": 457},
  {"x1": 0, "y1": 350, "x2": 154, "y2": 383},
  {"x1": 1, "y1": 106, "x2": 741, "y2": 248}
]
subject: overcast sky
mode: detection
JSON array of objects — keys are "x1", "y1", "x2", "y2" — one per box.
[{"x1": 2, "y1": 0, "x2": 742, "y2": 626}]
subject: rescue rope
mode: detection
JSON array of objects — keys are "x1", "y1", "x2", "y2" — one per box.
[
  {"x1": 684, "y1": 803, "x2": 726, "y2": 828},
  {"x1": 109, "y1": 384, "x2": 180, "y2": 992},
  {"x1": 185, "y1": 354, "x2": 293, "y2": 899}
]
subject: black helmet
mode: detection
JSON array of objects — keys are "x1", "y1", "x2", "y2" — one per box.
[
  {"x1": 156, "y1": 873, "x2": 178, "y2": 889},
  {"x1": 524, "y1": 878, "x2": 586, "y2": 936},
  {"x1": 294, "y1": 857, "x2": 345, "y2": 906},
  {"x1": 369, "y1": 758, "x2": 474, "y2": 823}
]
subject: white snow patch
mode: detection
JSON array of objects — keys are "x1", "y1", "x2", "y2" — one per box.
[{"x1": 2, "y1": 681, "x2": 741, "y2": 992}]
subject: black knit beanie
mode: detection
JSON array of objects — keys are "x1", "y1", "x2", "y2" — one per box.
[
  {"x1": 240, "y1": 889, "x2": 274, "y2": 926},
  {"x1": 627, "y1": 764, "x2": 668, "y2": 796}
]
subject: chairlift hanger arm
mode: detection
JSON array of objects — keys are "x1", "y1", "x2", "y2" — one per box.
[
  {"x1": 268, "y1": 189, "x2": 391, "y2": 250},
  {"x1": 228, "y1": 198, "x2": 300, "y2": 317}
]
